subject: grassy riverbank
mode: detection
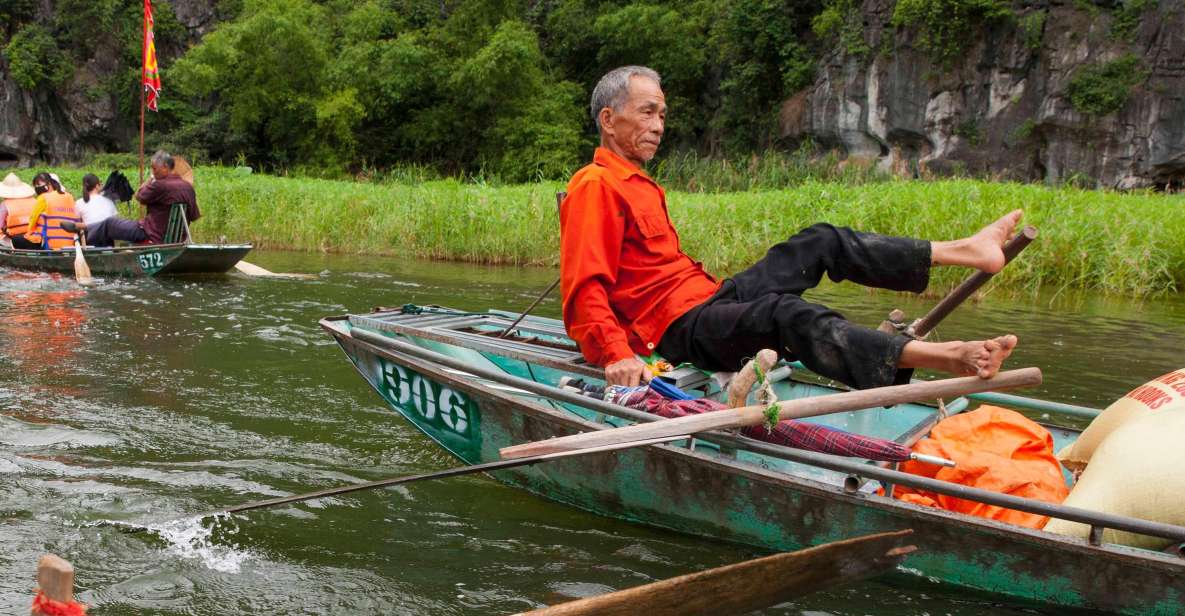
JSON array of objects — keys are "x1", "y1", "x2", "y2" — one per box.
[{"x1": 42, "y1": 167, "x2": 1185, "y2": 296}]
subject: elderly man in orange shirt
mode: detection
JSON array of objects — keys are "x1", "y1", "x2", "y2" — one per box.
[{"x1": 561, "y1": 65, "x2": 1020, "y2": 389}]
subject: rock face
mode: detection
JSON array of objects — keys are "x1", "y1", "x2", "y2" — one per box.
[
  {"x1": 0, "y1": 0, "x2": 217, "y2": 169},
  {"x1": 781, "y1": 0, "x2": 1185, "y2": 189}
]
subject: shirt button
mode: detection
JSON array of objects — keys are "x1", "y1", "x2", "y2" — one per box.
[{"x1": 647, "y1": 343, "x2": 655, "y2": 350}]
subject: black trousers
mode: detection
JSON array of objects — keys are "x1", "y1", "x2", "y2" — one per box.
[
  {"x1": 9, "y1": 234, "x2": 39, "y2": 250},
  {"x1": 85, "y1": 216, "x2": 147, "y2": 248},
  {"x1": 656, "y1": 224, "x2": 931, "y2": 390}
]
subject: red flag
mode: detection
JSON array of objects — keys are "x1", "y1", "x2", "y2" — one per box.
[{"x1": 143, "y1": 0, "x2": 161, "y2": 111}]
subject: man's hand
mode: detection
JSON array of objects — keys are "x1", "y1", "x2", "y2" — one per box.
[{"x1": 605, "y1": 357, "x2": 650, "y2": 387}]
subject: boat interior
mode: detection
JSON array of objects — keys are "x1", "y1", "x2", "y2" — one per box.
[{"x1": 344, "y1": 306, "x2": 1083, "y2": 493}]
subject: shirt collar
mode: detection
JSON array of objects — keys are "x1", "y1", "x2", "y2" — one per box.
[{"x1": 594, "y1": 147, "x2": 651, "y2": 181}]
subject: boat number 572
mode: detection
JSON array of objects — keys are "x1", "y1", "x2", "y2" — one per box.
[{"x1": 137, "y1": 252, "x2": 164, "y2": 270}]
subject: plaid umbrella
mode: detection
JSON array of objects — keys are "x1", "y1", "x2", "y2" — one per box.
[{"x1": 586, "y1": 382, "x2": 914, "y2": 463}]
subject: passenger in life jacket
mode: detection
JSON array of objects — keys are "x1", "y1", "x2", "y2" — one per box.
[
  {"x1": 26, "y1": 172, "x2": 81, "y2": 250},
  {"x1": 0, "y1": 173, "x2": 41, "y2": 249}
]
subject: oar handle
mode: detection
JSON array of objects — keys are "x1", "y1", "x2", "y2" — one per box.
[
  {"x1": 912, "y1": 225, "x2": 1038, "y2": 338},
  {"x1": 750, "y1": 367, "x2": 1041, "y2": 423}
]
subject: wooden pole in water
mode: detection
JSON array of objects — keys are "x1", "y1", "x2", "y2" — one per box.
[
  {"x1": 31, "y1": 554, "x2": 81, "y2": 616},
  {"x1": 514, "y1": 530, "x2": 916, "y2": 616}
]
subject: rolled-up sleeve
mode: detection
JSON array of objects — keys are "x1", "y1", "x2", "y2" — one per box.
[{"x1": 560, "y1": 179, "x2": 634, "y2": 367}]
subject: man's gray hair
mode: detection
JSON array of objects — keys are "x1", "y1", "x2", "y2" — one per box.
[
  {"x1": 151, "y1": 150, "x2": 175, "y2": 170},
  {"x1": 590, "y1": 66, "x2": 661, "y2": 131}
]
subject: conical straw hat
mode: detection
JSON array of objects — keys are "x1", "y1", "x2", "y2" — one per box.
[
  {"x1": 0, "y1": 173, "x2": 35, "y2": 199},
  {"x1": 173, "y1": 157, "x2": 194, "y2": 185}
]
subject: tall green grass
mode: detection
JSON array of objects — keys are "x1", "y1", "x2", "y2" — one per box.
[{"x1": 36, "y1": 166, "x2": 1185, "y2": 297}]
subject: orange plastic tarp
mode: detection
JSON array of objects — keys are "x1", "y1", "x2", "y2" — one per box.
[{"x1": 891, "y1": 405, "x2": 1069, "y2": 528}]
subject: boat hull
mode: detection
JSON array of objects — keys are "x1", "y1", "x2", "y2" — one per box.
[
  {"x1": 0, "y1": 243, "x2": 252, "y2": 276},
  {"x1": 325, "y1": 319, "x2": 1185, "y2": 615}
]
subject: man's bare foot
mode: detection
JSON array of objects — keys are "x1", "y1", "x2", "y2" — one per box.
[
  {"x1": 900, "y1": 335, "x2": 1019, "y2": 378},
  {"x1": 930, "y1": 209, "x2": 1022, "y2": 273}
]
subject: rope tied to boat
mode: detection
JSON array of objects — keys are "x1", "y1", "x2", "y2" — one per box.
[
  {"x1": 31, "y1": 591, "x2": 86, "y2": 616},
  {"x1": 752, "y1": 361, "x2": 780, "y2": 432}
]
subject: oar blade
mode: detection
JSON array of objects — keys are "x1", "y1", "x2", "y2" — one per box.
[
  {"x1": 500, "y1": 368, "x2": 1042, "y2": 460},
  {"x1": 515, "y1": 530, "x2": 916, "y2": 616},
  {"x1": 234, "y1": 260, "x2": 316, "y2": 280},
  {"x1": 73, "y1": 240, "x2": 93, "y2": 285}
]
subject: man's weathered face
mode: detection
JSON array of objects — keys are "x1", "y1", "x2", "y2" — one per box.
[
  {"x1": 601, "y1": 76, "x2": 666, "y2": 166},
  {"x1": 150, "y1": 162, "x2": 170, "y2": 180}
]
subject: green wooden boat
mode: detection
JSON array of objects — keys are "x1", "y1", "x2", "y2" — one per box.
[
  {"x1": 321, "y1": 305, "x2": 1185, "y2": 615},
  {"x1": 0, "y1": 242, "x2": 252, "y2": 276}
]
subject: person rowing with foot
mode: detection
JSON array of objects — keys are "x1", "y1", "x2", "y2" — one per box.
[{"x1": 561, "y1": 65, "x2": 1020, "y2": 390}]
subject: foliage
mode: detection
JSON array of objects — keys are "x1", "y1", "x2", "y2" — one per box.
[
  {"x1": 711, "y1": 0, "x2": 823, "y2": 152},
  {"x1": 1011, "y1": 119, "x2": 1037, "y2": 142},
  {"x1": 891, "y1": 0, "x2": 1012, "y2": 65},
  {"x1": 0, "y1": 0, "x2": 36, "y2": 35},
  {"x1": 812, "y1": 0, "x2": 870, "y2": 57},
  {"x1": 2, "y1": 23, "x2": 72, "y2": 89},
  {"x1": 954, "y1": 118, "x2": 983, "y2": 145},
  {"x1": 1110, "y1": 0, "x2": 1150, "y2": 41},
  {"x1": 1067, "y1": 54, "x2": 1146, "y2": 116},
  {"x1": 1018, "y1": 10, "x2": 1046, "y2": 51},
  {"x1": 652, "y1": 144, "x2": 885, "y2": 192}
]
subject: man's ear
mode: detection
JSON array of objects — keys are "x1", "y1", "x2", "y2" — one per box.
[{"x1": 598, "y1": 107, "x2": 614, "y2": 135}]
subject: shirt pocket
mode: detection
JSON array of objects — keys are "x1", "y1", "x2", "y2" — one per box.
[{"x1": 634, "y1": 213, "x2": 669, "y2": 239}]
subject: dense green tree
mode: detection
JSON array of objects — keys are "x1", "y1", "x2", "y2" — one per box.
[{"x1": 3, "y1": 23, "x2": 72, "y2": 90}]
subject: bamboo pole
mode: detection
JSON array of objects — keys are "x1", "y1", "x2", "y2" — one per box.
[{"x1": 500, "y1": 368, "x2": 1042, "y2": 459}]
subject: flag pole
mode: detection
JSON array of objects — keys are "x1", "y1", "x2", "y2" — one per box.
[{"x1": 139, "y1": 0, "x2": 146, "y2": 186}]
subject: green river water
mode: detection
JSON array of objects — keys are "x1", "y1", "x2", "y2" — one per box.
[{"x1": 2, "y1": 250, "x2": 1184, "y2": 615}]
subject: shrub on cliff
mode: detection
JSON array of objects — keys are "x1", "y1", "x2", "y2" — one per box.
[
  {"x1": 1067, "y1": 54, "x2": 1146, "y2": 117},
  {"x1": 891, "y1": 0, "x2": 1011, "y2": 65},
  {"x1": 2, "y1": 24, "x2": 71, "y2": 90}
]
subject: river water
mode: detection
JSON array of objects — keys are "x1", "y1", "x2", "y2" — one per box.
[{"x1": 1, "y1": 251, "x2": 1183, "y2": 615}]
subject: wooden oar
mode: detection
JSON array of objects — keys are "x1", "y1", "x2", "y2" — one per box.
[
  {"x1": 515, "y1": 530, "x2": 915, "y2": 616},
  {"x1": 233, "y1": 259, "x2": 317, "y2": 280},
  {"x1": 72, "y1": 237, "x2": 92, "y2": 285},
  {"x1": 500, "y1": 367, "x2": 1041, "y2": 459},
  {"x1": 911, "y1": 225, "x2": 1038, "y2": 338},
  {"x1": 108, "y1": 435, "x2": 688, "y2": 534}
]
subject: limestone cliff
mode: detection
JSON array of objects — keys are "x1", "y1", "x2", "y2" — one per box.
[
  {"x1": 0, "y1": 0, "x2": 217, "y2": 168},
  {"x1": 781, "y1": 0, "x2": 1185, "y2": 189}
]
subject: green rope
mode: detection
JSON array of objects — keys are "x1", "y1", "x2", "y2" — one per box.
[
  {"x1": 763, "y1": 403, "x2": 780, "y2": 433},
  {"x1": 750, "y1": 359, "x2": 779, "y2": 433}
]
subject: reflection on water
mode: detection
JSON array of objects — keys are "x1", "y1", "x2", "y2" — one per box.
[{"x1": 1, "y1": 251, "x2": 1182, "y2": 615}]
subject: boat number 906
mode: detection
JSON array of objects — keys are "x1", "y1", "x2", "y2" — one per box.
[
  {"x1": 137, "y1": 252, "x2": 164, "y2": 270},
  {"x1": 379, "y1": 359, "x2": 471, "y2": 435}
]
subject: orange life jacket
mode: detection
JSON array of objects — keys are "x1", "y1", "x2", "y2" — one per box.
[
  {"x1": 26, "y1": 192, "x2": 80, "y2": 250},
  {"x1": 3, "y1": 196, "x2": 37, "y2": 237}
]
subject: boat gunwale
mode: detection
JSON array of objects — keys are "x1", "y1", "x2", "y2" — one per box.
[{"x1": 322, "y1": 314, "x2": 1185, "y2": 567}]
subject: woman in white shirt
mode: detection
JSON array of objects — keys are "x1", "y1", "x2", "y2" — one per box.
[{"x1": 75, "y1": 173, "x2": 117, "y2": 227}]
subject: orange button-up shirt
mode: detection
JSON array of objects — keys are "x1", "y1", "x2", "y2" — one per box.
[{"x1": 560, "y1": 148, "x2": 721, "y2": 367}]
